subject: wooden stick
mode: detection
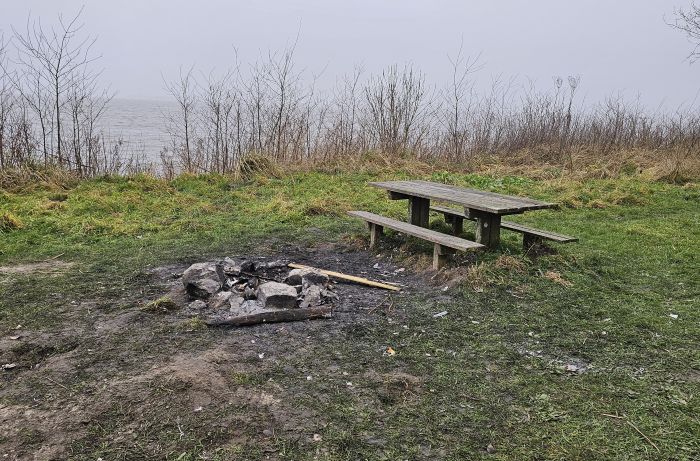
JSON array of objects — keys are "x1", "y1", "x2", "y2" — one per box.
[
  {"x1": 45, "y1": 377, "x2": 70, "y2": 390},
  {"x1": 367, "y1": 294, "x2": 392, "y2": 314},
  {"x1": 206, "y1": 306, "x2": 332, "y2": 327},
  {"x1": 626, "y1": 420, "x2": 660, "y2": 453},
  {"x1": 288, "y1": 263, "x2": 401, "y2": 291},
  {"x1": 601, "y1": 413, "x2": 660, "y2": 453}
]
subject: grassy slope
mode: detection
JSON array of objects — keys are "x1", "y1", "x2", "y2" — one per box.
[{"x1": 0, "y1": 171, "x2": 698, "y2": 460}]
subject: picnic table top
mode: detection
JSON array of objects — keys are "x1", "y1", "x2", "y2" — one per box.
[{"x1": 369, "y1": 180, "x2": 556, "y2": 215}]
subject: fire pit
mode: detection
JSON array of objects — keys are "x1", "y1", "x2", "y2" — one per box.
[{"x1": 180, "y1": 258, "x2": 338, "y2": 326}]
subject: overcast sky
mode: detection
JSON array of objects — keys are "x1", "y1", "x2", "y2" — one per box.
[{"x1": 2, "y1": 0, "x2": 698, "y2": 108}]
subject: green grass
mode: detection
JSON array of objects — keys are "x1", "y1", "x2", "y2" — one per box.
[{"x1": 0, "y1": 170, "x2": 698, "y2": 460}]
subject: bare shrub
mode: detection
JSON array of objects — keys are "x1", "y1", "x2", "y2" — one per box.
[
  {"x1": 670, "y1": 3, "x2": 700, "y2": 62},
  {"x1": 0, "y1": 9, "x2": 124, "y2": 177},
  {"x1": 160, "y1": 47, "x2": 700, "y2": 179},
  {"x1": 362, "y1": 65, "x2": 432, "y2": 156},
  {"x1": 439, "y1": 46, "x2": 482, "y2": 162},
  {"x1": 164, "y1": 66, "x2": 199, "y2": 173}
]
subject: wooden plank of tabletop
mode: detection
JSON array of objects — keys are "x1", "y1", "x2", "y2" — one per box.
[{"x1": 369, "y1": 180, "x2": 555, "y2": 215}]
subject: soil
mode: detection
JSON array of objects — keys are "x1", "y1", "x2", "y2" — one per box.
[
  {"x1": 0, "y1": 261, "x2": 74, "y2": 276},
  {"x1": 0, "y1": 243, "x2": 442, "y2": 460}
]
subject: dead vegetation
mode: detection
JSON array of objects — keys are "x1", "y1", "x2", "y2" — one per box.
[
  {"x1": 1, "y1": 14, "x2": 699, "y2": 182},
  {"x1": 154, "y1": 46, "x2": 700, "y2": 181}
]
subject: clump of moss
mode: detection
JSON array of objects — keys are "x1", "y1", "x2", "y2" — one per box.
[
  {"x1": 48, "y1": 192, "x2": 69, "y2": 202},
  {"x1": 142, "y1": 296, "x2": 179, "y2": 313},
  {"x1": 175, "y1": 316, "x2": 207, "y2": 332},
  {"x1": 302, "y1": 197, "x2": 351, "y2": 217},
  {"x1": 230, "y1": 371, "x2": 254, "y2": 385},
  {"x1": 0, "y1": 212, "x2": 23, "y2": 232}
]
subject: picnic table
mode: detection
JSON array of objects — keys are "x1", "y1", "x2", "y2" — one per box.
[
  {"x1": 369, "y1": 180, "x2": 555, "y2": 247},
  {"x1": 348, "y1": 180, "x2": 576, "y2": 269}
]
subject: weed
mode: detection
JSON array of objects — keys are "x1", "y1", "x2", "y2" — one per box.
[
  {"x1": 0, "y1": 212, "x2": 22, "y2": 232},
  {"x1": 174, "y1": 316, "x2": 207, "y2": 332},
  {"x1": 142, "y1": 296, "x2": 179, "y2": 313}
]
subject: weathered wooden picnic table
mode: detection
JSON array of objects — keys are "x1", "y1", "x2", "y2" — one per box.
[{"x1": 369, "y1": 180, "x2": 556, "y2": 247}]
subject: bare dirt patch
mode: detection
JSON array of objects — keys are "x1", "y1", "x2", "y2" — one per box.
[
  {"x1": 0, "y1": 260, "x2": 74, "y2": 276},
  {"x1": 0, "y1": 244, "x2": 441, "y2": 460}
]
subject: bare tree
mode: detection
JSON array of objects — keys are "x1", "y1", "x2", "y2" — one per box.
[
  {"x1": 9, "y1": 7, "x2": 100, "y2": 165},
  {"x1": 441, "y1": 43, "x2": 482, "y2": 161},
  {"x1": 264, "y1": 45, "x2": 307, "y2": 161},
  {"x1": 66, "y1": 68, "x2": 112, "y2": 175},
  {"x1": 670, "y1": 3, "x2": 700, "y2": 62},
  {"x1": 244, "y1": 60, "x2": 269, "y2": 155},
  {"x1": 0, "y1": 34, "x2": 9, "y2": 168},
  {"x1": 164, "y1": 66, "x2": 198, "y2": 172},
  {"x1": 199, "y1": 70, "x2": 237, "y2": 172},
  {"x1": 326, "y1": 66, "x2": 363, "y2": 157},
  {"x1": 560, "y1": 76, "x2": 580, "y2": 168},
  {"x1": 363, "y1": 65, "x2": 430, "y2": 155}
]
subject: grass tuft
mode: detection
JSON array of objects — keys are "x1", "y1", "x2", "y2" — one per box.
[
  {"x1": 142, "y1": 296, "x2": 179, "y2": 313},
  {"x1": 174, "y1": 316, "x2": 207, "y2": 332},
  {"x1": 0, "y1": 212, "x2": 23, "y2": 232},
  {"x1": 302, "y1": 196, "x2": 352, "y2": 217}
]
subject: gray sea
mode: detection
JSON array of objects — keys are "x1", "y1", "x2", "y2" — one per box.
[{"x1": 99, "y1": 98, "x2": 177, "y2": 161}]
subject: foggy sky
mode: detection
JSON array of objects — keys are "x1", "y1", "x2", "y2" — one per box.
[{"x1": 2, "y1": 0, "x2": 698, "y2": 108}]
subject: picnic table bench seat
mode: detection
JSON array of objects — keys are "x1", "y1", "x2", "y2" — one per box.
[
  {"x1": 430, "y1": 205, "x2": 578, "y2": 248},
  {"x1": 348, "y1": 210, "x2": 484, "y2": 270}
]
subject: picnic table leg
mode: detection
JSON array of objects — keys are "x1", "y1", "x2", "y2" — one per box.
[
  {"x1": 408, "y1": 197, "x2": 430, "y2": 228},
  {"x1": 451, "y1": 216, "x2": 464, "y2": 235},
  {"x1": 369, "y1": 223, "x2": 383, "y2": 248},
  {"x1": 523, "y1": 233, "x2": 542, "y2": 250},
  {"x1": 433, "y1": 244, "x2": 454, "y2": 270},
  {"x1": 468, "y1": 209, "x2": 501, "y2": 247},
  {"x1": 443, "y1": 214, "x2": 464, "y2": 235}
]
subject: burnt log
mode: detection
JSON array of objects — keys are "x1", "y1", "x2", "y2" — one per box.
[{"x1": 206, "y1": 306, "x2": 332, "y2": 327}]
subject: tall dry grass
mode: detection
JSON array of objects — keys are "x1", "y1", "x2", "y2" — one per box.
[{"x1": 160, "y1": 48, "x2": 700, "y2": 181}]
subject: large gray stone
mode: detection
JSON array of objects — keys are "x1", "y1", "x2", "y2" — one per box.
[
  {"x1": 229, "y1": 299, "x2": 266, "y2": 317},
  {"x1": 257, "y1": 282, "x2": 298, "y2": 309},
  {"x1": 303, "y1": 270, "x2": 329, "y2": 286},
  {"x1": 182, "y1": 262, "x2": 225, "y2": 299},
  {"x1": 188, "y1": 300, "x2": 208, "y2": 311},
  {"x1": 229, "y1": 295, "x2": 245, "y2": 311},
  {"x1": 285, "y1": 269, "x2": 305, "y2": 286},
  {"x1": 222, "y1": 257, "x2": 242, "y2": 276},
  {"x1": 286, "y1": 268, "x2": 329, "y2": 287},
  {"x1": 263, "y1": 260, "x2": 287, "y2": 270},
  {"x1": 300, "y1": 285, "x2": 322, "y2": 308},
  {"x1": 240, "y1": 260, "x2": 255, "y2": 272},
  {"x1": 222, "y1": 257, "x2": 255, "y2": 275},
  {"x1": 210, "y1": 291, "x2": 233, "y2": 309}
]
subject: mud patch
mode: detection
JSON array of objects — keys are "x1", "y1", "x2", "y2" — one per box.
[
  {"x1": 0, "y1": 260, "x2": 74, "y2": 276},
  {"x1": 516, "y1": 341, "x2": 592, "y2": 374}
]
